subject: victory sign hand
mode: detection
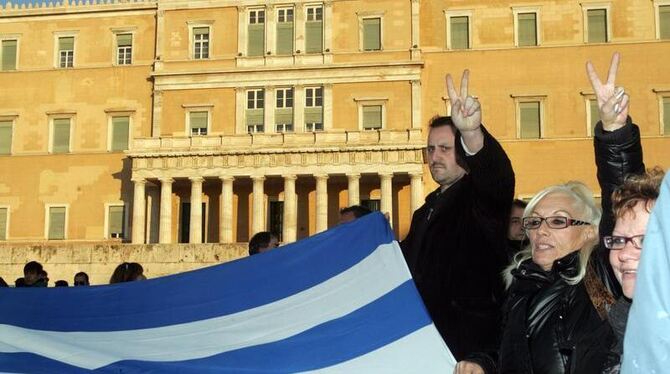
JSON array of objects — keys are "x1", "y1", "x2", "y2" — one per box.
[
  {"x1": 586, "y1": 52, "x2": 629, "y2": 131},
  {"x1": 446, "y1": 70, "x2": 482, "y2": 133}
]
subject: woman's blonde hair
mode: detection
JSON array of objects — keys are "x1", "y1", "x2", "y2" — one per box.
[{"x1": 503, "y1": 181, "x2": 601, "y2": 287}]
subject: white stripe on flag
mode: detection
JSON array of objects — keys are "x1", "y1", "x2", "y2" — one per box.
[
  {"x1": 303, "y1": 324, "x2": 456, "y2": 373},
  {"x1": 0, "y1": 242, "x2": 411, "y2": 370}
]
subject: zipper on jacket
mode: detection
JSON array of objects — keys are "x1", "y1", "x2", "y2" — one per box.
[{"x1": 427, "y1": 208, "x2": 434, "y2": 221}]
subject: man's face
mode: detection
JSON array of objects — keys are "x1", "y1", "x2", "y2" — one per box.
[
  {"x1": 74, "y1": 275, "x2": 88, "y2": 286},
  {"x1": 426, "y1": 126, "x2": 466, "y2": 190},
  {"x1": 339, "y1": 211, "x2": 357, "y2": 224},
  {"x1": 24, "y1": 271, "x2": 39, "y2": 285},
  {"x1": 508, "y1": 206, "x2": 526, "y2": 241}
]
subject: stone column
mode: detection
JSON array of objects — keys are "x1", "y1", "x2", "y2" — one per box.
[
  {"x1": 131, "y1": 178, "x2": 146, "y2": 244},
  {"x1": 409, "y1": 171, "x2": 424, "y2": 214},
  {"x1": 159, "y1": 177, "x2": 173, "y2": 244},
  {"x1": 315, "y1": 173, "x2": 329, "y2": 233},
  {"x1": 411, "y1": 80, "x2": 422, "y2": 129},
  {"x1": 252, "y1": 175, "x2": 266, "y2": 235},
  {"x1": 282, "y1": 174, "x2": 297, "y2": 243},
  {"x1": 151, "y1": 90, "x2": 162, "y2": 137},
  {"x1": 189, "y1": 177, "x2": 204, "y2": 244},
  {"x1": 346, "y1": 173, "x2": 361, "y2": 207},
  {"x1": 219, "y1": 176, "x2": 234, "y2": 243},
  {"x1": 380, "y1": 172, "x2": 393, "y2": 226}
]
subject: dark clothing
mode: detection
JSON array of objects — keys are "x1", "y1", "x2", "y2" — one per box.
[
  {"x1": 498, "y1": 252, "x2": 615, "y2": 374},
  {"x1": 592, "y1": 119, "x2": 645, "y2": 299},
  {"x1": 400, "y1": 126, "x2": 514, "y2": 360},
  {"x1": 506, "y1": 239, "x2": 527, "y2": 262},
  {"x1": 609, "y1": 297, "x2": 631, "y2": 356}
]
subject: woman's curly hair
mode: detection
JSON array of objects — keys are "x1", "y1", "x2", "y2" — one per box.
[{"x1": 612, "y1": 167, "x2": 665, "y2": 218}]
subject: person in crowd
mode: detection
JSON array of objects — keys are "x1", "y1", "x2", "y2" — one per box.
[
  {"x1": 621, "y1": 172, "x2": 670, "y2": 373},
  {"x1": 38, "y1": 270, "x2": 49, "y2": 287},
  {"x1": 110, "y1": 262, "x2": 146, "y2": 284},
  {"x1": 248, "y1": 232, "x2": 279, "y2": 256},
  {"x1": 74, "y1": 272, "x2": 90, "y2": 286},
  {"x1": 338, "y1": 205, "x2": 372, "y2": 224},
  {"x1": 400, "y1": 70, "x2": 515, "y2": 361},
  {"x1": 456, "y1": 182, "x2": 614, "y2": 374},
  {"x1": 507, "y1": 199, "x2": 528, "y2": 260},
  {"x1": 16, "y1": 261, "x2": 46, "y2": 287},
  {"x1": 0, "y1": 277, "x2": 7, "y2": 287},
  {"x1": 54, "y1": 280, "x2": 69, "y2": 287}
]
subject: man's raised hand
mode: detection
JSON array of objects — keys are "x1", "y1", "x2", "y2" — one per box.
[
  {"x1": 586, "y1": 52, "x2": 629, "y2": 131},
  {"x1": 446, "y1": 69, "x2": 482, "y2": 133}
]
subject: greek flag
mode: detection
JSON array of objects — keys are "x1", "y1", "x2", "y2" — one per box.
[
  {"x1": 0, "y1": 212, "x2": 455, "y2": 373},
  {"x1": 622, "y1": 173, "x2": 670, "y2": 373}
]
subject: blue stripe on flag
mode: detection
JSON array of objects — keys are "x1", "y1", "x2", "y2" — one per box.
[{"x1": 0, "y1": 213, "x2": 394, "y2": 332}]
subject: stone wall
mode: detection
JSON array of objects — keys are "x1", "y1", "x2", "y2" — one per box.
[{"x1": 0, "y1": 242, "x2": 248, "y2": 286}]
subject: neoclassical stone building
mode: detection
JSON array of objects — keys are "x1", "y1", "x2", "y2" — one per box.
[{"x1": 1, "y1": 0, "x2": 669, "y2": 248}]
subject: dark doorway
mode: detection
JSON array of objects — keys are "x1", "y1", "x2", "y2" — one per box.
[
  {"x1": 269, "y1": 201, "x2": 284, "y2": 241},
  {"x1": 180, "y1": 202, "x2": 206, "y2": 243}
]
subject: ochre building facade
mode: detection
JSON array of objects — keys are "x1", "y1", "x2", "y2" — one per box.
[{"x1": 1, "y1": 0, "x2": 669, "y2": 259}]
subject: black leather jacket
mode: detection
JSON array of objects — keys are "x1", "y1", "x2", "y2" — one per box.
[{"x1": 498, "y1": 252, "x2": 615, "y2": 374}]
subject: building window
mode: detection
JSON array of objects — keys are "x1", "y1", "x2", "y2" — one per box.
[
  {"x1": 518, "y1": 101, "x2": 542, "y2": 139},
  {"x1": 361, "y1": 199, "x2": 380, "y2": 212},
  {"x1": 276, "y1": 8, "x2": 294, "y2": 55},
  {"x1": 248, "y1": 9, "x2": 266, "y2": 57},
  {"x1": 0, "y1": 119, "x2": 12, "y2": 155},
  {"x1": 47, "y1": 205, "x2": 67, "y2": 240},
  {"x1": 51, "y1": 118, "x2": 71, "y2": 153},
  {"x1": 588, "y1": 99, "x2": 601, "y2": 136},
  {"x1": 362, "y1": 17, "x2": 381, "y2": 51},
  {"x1": 110, "y1": 116, "x2": 130, "y2": 151},
  {"x1": 116, "y1": 33, "x2": 132, "y2": 65},
  {"x1": 663, "y1": 97, "x2": 670, "y2": 135},
  {"x1": 193, "y1": 27, "x2": 210, "y2": 59},
  {"x1": 247, "y1": 89, "x2": 265, "y2": 133},
  {"x1": 305, "y1": 87, "x2": 323, "y2": 132},
  {"x1": 515, "y1": 11, "x2": 538, "y2": 46},
  {"x1": 189, "y1": 111, "x2": 209, "y2": 136},
  {"x1": 1, "y1": 39, "x2": 17, "y2": 71},
  {"x1": 362, "y1": 105, "x2": 383, "y2": 130},
  {"x1": 305, "y1": 5, "x2": 323, "y2": 53},
  {"x1": 586, "y1": 8, "x2": 609, "y2": 43},
  {"x1": 659, "y1": 5, "x2": 670, "y2": 40},
  {"x1": 58, "y1": 36, "x2": 74, "y2": 68},
  {"x1": 107, "y1": 204, "x2": 125, "y2": 239},
  {"x1": 0, "y1": 206, "x2": 7, "y2": 240},
  {"x1": 448, "y1": 15, "x2": 470, "y2": 50},
  {"x1": 275, "y1": 88, "x2": 294, "y2": 132}
]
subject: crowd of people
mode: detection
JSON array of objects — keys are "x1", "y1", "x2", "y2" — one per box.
[{"x1": 0, "y1": 52, "x2": 666, "y2": 373}]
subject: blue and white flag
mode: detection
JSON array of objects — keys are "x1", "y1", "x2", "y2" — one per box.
[
  {"x1": 622, "y1": 173, "x2": 670, "y2": 373},
  {"x1": 0, "y1": 212, "x2": 455, "y2": 373}
]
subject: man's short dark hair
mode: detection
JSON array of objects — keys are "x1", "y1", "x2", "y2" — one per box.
[
  {"x1": 55, "y1": 280, "x2": 69, "y2": 287},
  {"x1": 74, "y1": 272, "x2": 90, "y2": 285},
  {"x1": 339, "y1": 205, "x2": 372, "y2": 219},
  {"x1": 24, "y1": 261, "x2": 43, "y2": 276},
  {"x1": 249, "y1": 231, "x2": 277, "y2": 256},
  {"x1": 512, "y1": 199, "x2": 528, "y2": 210},
  {"x1": 428, "y1": 115, "x2": 457, "y2": 129}
]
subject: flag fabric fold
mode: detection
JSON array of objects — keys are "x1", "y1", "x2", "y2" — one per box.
[{"x1": 0, "y1": 212, "x2": 456, "y2": 373}]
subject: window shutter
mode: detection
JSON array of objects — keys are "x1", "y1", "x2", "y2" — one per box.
[
  {"x1": 246, "y1": 109, "x2": 264, "y2": 126},
  {"x1": 362, "y1": 105, "x2": 382, "y2": 129},
  {"x1": 519, "y1": 102, "x2": 541, "y2": 139},
  {"x1": 49, "y1": 207, "x2": 66, "y2": 240},
  {"x1": 450, "y1": 16, "x2": 469, "y2": 49},
  {"x1": 518, "y1": 13, "x2": 537, "y2": 46},
  {"x1": 52, "y1": 118, "x2": 70, "y2": 153},
  {"x1": 193, "y1": 27, "x2": 209, "y2": 36},
  {"x1": 0, "y1": 121, "x2": 11, "y2": 155},
  {"x1": 117, "y1": 34, "x2": 132, "y2": 47},
  {"x1": 0, "y1": 207, "x2": 7, "y2": 240},
  {"x1": 108, "y1": 206, "x2": 124, "y2": 237},
  {"x1": 588, "y1": 9, "x2": 607, "y2": 43},
  {"x1": 305, "y1": 20, "x2": 323, "y2": 53},
  {"x1": 1, "y1": 40, "x2": 17, "y2": 71},
  {"x1": 189, "y1": 111, "x2": 208, "y2": 132},
  {"x1": 59, "y1": 37, "x2": 74, "y2": 50},
  {"x1": 248, "y1": 24, "x2": 265, "y2": 56},
  {"x1": 111, "y1": 116, "x2": 129, "y2": 151},
  {"x1": 664, "y1": 97, "x2": 670, "y2": 134},
  {"x1": 363, "y1": 18, "x2": 381, "y2": 51},
  {"x1": 275, "y1": 108, "x2": 293, "y2": 125},
  {"x1": 304, "y1": 107, "x2": 323, "y2": 125},
  {"x1": 276, "y1": 22, "x2": 294, "y2": 55},
  {"x1": 590, "y1": 100, "x2": 600, "y2": 134},
  {"x1": 660, "y1": 6, "x2": 670, "y2": 40}
]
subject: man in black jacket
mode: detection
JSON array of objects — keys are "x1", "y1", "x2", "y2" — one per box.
[{"x1": 400, "y1": 70, "x2": 515, "y2": 361}]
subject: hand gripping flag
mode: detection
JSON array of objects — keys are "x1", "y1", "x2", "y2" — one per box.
[
  {"x1": 622, "y1": 173, "x2": 670, "y2": 373},
  {"x1": 0, "y1": 212, "x2": 456, "y2": 373}
]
